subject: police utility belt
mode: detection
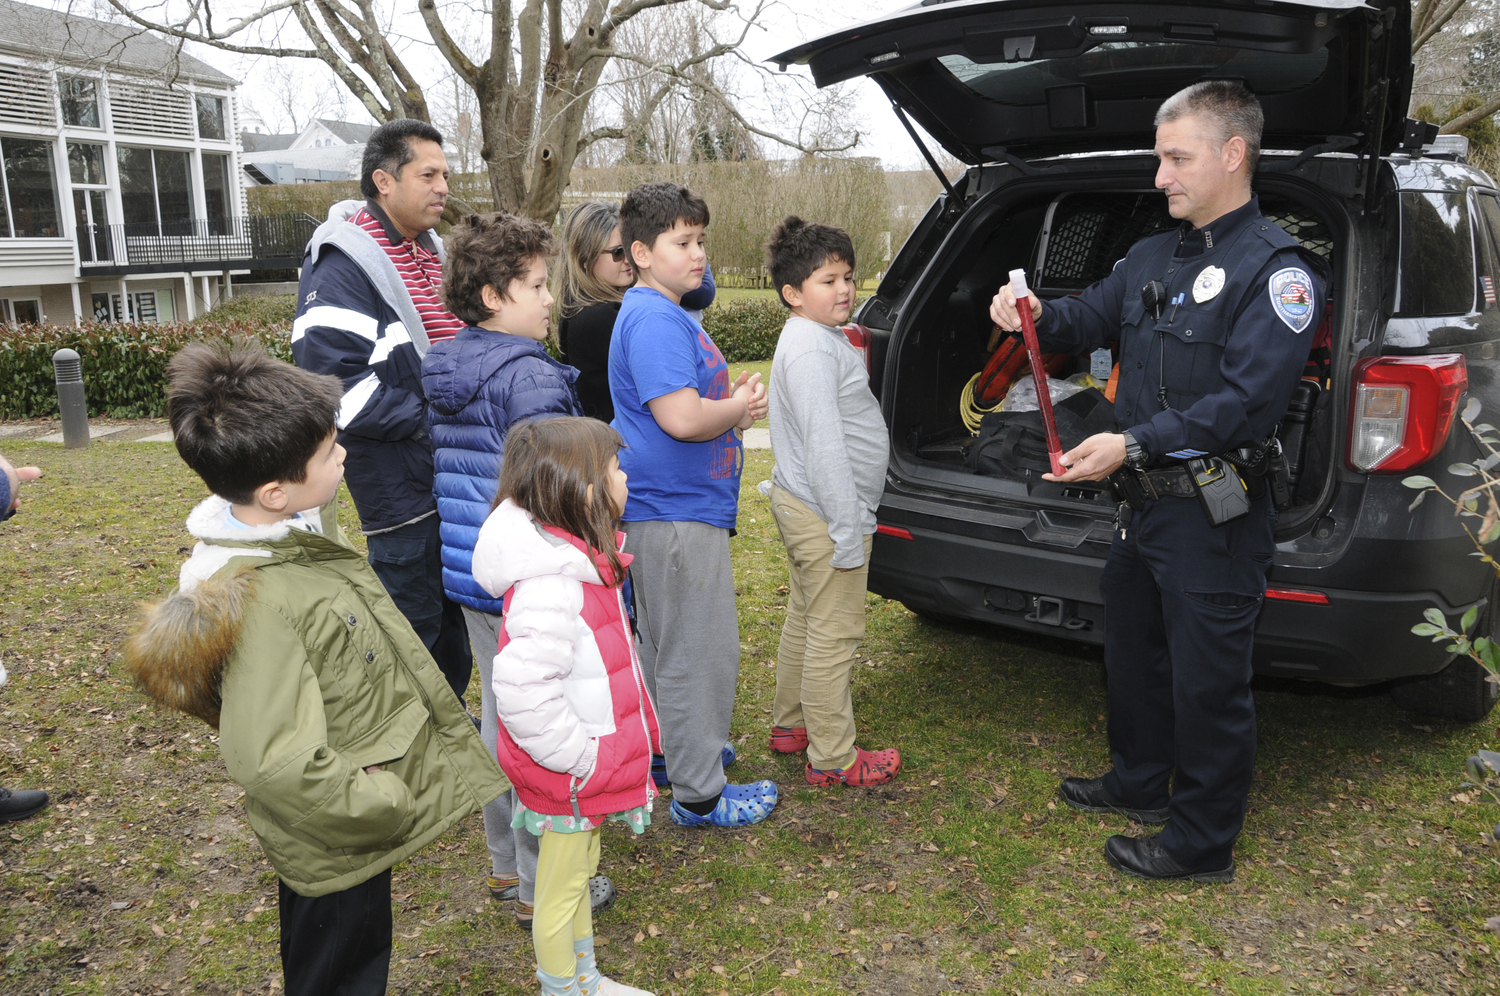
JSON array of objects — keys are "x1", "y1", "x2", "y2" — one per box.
[
  {"x1": 1109, "y1": 439, "x2": 1292, "y2": 527},
  {"x1": 1108, "y1": 276, "x2": 1294, "y2": 527}
]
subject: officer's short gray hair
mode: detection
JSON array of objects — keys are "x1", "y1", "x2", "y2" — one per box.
[{"x1": 1155, "y1": 81, "x2": 1263, "y2": 176}]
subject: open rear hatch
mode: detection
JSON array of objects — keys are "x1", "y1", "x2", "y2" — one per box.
[{"x1": 770, "y1": 0, "x2": 1412, "y2": 165}]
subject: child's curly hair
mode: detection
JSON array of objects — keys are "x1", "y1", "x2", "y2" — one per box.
[{"x1": 442, "y1": 212, "x2": 558, "y2": 326}]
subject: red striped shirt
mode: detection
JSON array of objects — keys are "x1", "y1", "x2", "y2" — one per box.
[{"x1": 351, "y1": 204, "x2": 465, "y2": 343}]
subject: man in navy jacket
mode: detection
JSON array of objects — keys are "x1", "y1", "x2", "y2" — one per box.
[{"x1": 291, "y1": 120, "x2": 472, "y2": 702}]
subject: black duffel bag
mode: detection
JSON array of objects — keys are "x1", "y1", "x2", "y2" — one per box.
[{"x1": 965, "y1": 387, "x2": 1117, "y2": 478}]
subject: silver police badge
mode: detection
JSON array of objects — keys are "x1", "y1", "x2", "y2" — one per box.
[{"x1": 1192, "y1": 265, "x2": 1226, "y2": 303}]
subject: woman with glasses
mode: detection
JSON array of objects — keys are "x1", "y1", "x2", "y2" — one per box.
[{"x1": 557, "y1": 200, "x2": 715, "y2": 422}]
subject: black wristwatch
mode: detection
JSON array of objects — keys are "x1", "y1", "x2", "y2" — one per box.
[{"x1": 1121, "y1": 430, "x2": 1147, "y2": 470}]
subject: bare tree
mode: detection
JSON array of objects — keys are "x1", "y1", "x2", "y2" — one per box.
[
  {"x1": 594, "y1": 4, "x2": 763, "y2": 164},
  {"x1": 106, "y1": 0, "x2": 857, "y2": 221},
  {"x1": 1411, "y1": 0, "x2": 1500, "y2": 132},
  {"x1": 252, "y1": 59, "x2": 352, "y2": 134}
]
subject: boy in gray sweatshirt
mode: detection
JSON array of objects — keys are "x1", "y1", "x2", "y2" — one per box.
[{"x1": 763, "y1": 217, "x2": 901, "y2": 787}]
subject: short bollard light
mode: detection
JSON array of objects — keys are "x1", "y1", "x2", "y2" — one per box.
[{"x1": 52, "y1": 347, "x2": 90, "y2": 449}]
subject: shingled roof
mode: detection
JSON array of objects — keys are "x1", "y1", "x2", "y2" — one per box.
[{"x1": 0, "y1": 0, "x2": 236, "y2": 87}]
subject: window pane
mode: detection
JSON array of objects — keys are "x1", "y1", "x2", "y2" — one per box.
[
  {"x1": 1473, "y1": 195, "x2": 1500, "y2": 313},
  {"x1": 68, "y1": 142, "x2": 105, "y2": 185},
  {"x1": 116, "y1": 146, "x2": 157, "y2": 229},
  {"x1": 1396, "y1": 191, "x2": 1476, "y2": 317},
  {"x1": 2, "y1": 138, "x2": 59, "y2": 237},
  {"x1": 202, "y1": 152, "x2": 231, "y2": 233},
  {"x1": 153, "y1": 150, "x2": 193, "y2": 229},
  {"x1": 60, "y1": 77, "x2": 99, "y2": 128},
  {"x1": 195, "y1": 94, "x2": 225, "y2": 140}
]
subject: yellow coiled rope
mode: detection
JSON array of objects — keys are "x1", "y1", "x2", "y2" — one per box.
[{"x1": 960, "y1": 371, "x2": 1005, "y2": 435}]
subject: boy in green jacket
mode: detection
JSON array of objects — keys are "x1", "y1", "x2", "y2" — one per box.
[{"x1": 126, "y1": 340, "x2": 508, "y2": 996}]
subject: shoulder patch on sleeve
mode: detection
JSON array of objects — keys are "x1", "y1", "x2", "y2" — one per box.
[{"x1": 1267, "y1": 267, "x2": 1315, "y2": 333}]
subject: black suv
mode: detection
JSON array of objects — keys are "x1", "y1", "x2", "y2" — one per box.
[{"x1": 774, "y1": 0, "x2": 1500, "y2": 721}]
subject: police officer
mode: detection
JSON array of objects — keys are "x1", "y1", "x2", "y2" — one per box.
[{"x1": 990, "y1": 81, "x2": 1324, "y2": 883}]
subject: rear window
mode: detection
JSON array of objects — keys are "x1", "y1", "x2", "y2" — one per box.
[
  {"x1": 938, "y1": 43, "x2": 1329, "y2": 105},
  {"x1": 1395, "y1": 191, "x2": 1475, "y2": 317}
]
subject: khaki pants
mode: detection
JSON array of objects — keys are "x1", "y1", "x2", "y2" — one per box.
[
  {"x1": 533, "y1": 827, "x2": 601, "y2": 977},
  {"x1": 769, "y1": 486, "x2": 873, "y2": 771}
]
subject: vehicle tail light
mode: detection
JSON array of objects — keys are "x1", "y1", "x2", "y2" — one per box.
[
  {"x1": 1347, "y1": 355, "x2": 1467, "y2": 472},
  {"x1": 842, "y1": 323, "x2": 872, "y2": 377},
  {"x1": 876, "y1": 523, "x2": 912, "y2": 540}
]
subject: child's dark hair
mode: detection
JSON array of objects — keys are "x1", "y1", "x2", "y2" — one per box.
[
  {"x1": 443, "y1": 212, "x2": 558, "y2": 326},
  {"x1": 167, "y1": 339, "x2": 344, "y2": 505},
  {"x1": 620, "y1": 182, "x2": 710, "y2": 264},
  {"x1": 495, "y1": 418, "x2": 627, "y2": 586},
  {"x1": 766, "y1": 216, "x2": 856, "y2": 308}
]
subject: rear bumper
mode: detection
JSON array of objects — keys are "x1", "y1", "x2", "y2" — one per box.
[{"x1": 868, "y1": 526, "x2": 1480, "y2": 684}]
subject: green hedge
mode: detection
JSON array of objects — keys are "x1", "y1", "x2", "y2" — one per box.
[
  {"x1": 0, "y1": 293, "x2": 784, "y2": 420},
  {"x1": 702, "y1": 297, "x2": 786, "y2": 362},
  {"x1": 0, "y1": 321, "x2": 292, "y2": 419},
  {"x1": 198, "y1": 293, "x2": 298, "y2": 326}
]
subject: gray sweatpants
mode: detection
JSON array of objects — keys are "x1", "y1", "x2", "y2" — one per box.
[
  {"x1": 623, "y1": 519, "x2": 740, "y2": 805},
  {"x1": 461, "y1": 606, "x2": 539, "y2": 904}
]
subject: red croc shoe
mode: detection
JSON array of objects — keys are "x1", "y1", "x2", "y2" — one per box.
[
  {"x1": 805, "y1": 746, "x2": 902, "y2": 787},
  {"x1": 769, "y1": 726, "x2": 810, "y2": 753}
]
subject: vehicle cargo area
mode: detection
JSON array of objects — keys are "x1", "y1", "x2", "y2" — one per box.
[{"x1": 885, "y1": 183, "x2": 1339, "y2": 517}]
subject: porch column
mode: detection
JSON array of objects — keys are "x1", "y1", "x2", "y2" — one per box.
[
  {"x1": 181, "y1": 274, "x2": 196, "y2": 321},
  {"x1": 222, "y1": 270, "x2": 233, "y2": 299},
  {"x1": 69, "y1": 283, "x2": 83, "y2": 326},
  {"x1": 201, "y1": 275, "x2": 212, "y2": 312},
  {"x1": 118, "y1": 278, "x2": 128, "y2": 321}
]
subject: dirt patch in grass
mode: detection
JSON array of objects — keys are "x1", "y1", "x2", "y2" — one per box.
[{"x1": 0, "y1": 444, "x2": 1496, "y2": 994}]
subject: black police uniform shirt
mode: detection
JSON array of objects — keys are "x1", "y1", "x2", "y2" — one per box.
[{"x1": 1032, "y1": 194, "x2": 1325, "y2": 464}]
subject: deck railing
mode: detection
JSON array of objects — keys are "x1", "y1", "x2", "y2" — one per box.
[{"x1": 78, "y1": 213, "x2": 317, "y2": 270}]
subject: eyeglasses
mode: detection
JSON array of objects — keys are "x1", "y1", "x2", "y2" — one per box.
[{"x1": 600, "y1": 245, "x2": 627, "y2": 261}]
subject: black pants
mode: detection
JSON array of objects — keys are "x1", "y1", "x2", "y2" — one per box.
[
  {"x1": 1099, "y1": 492, "x2": 1275, "y2": 869},
  {"x1": 366, "y1": 513, "x2": 472, "y2": 702},
  {"x1": 280, "y1": 870, "x2": 391, "y2": 996}
]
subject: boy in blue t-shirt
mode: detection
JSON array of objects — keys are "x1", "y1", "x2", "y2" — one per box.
[{"x1": 609, "y1": 182, "x2": 779, "y2": 828}]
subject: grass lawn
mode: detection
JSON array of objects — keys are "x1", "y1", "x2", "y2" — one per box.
[{"x1": 1, "y1": 442, "x2": 1498, "y2": 994}]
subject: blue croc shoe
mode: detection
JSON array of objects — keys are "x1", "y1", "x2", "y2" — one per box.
[
  {"x1": 670, "y1": 779, "x2": 778, "y2": 828},
  {"x1": 652, "y1": 742, "x2": 737, "y2": 788}
]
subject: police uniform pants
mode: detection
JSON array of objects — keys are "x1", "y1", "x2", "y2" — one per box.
[{"x1": 1100, "y1": 492, "x2": 1274, "y2": 869}]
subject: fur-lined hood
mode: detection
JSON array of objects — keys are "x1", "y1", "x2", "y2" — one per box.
[{"x1": 125, "y1": 496, "x2": 342, "y2": 728}]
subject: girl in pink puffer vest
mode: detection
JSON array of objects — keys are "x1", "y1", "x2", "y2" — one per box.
[{"x1": 472, "y1": 418, "x2": 660, "y2": 996}]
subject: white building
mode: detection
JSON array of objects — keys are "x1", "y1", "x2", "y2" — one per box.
[
  {"x1": 241, "y1": 118, "x2": 375, "y2": 186},
  {"x1": 0, "y1": 0, "x2": 309, "y2": 326}
]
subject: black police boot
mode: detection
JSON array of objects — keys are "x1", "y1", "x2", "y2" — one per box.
[
  {"x1": 0, "y1": 786, "x2": 48, "y2": 823},
  {"x1": 1058, "y1": 775, "x2": 1169, "y2": 824},
  {"x1": 1104, "y1": 834, "x2": 1235, "y2": 884}
]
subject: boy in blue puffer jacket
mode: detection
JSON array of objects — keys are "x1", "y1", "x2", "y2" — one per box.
[{"x1": 423, "y1": 212, "x2": 612, "y2": 926}]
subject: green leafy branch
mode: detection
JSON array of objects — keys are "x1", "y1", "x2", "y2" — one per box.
[{"x1": 1403, "y1": 396, "x2": 1500, "y2": 686}]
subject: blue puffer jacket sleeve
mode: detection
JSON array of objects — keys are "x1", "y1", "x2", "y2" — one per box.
[
  {"x1": 423, "y1": 328, "x2": 583, "y2": 613},
  {"x1": 0, "y1": 469, "x2": 12, "y2": 522},
  {"x1": 681, "y1": 260, "x2": 715, "y2": 311}
]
